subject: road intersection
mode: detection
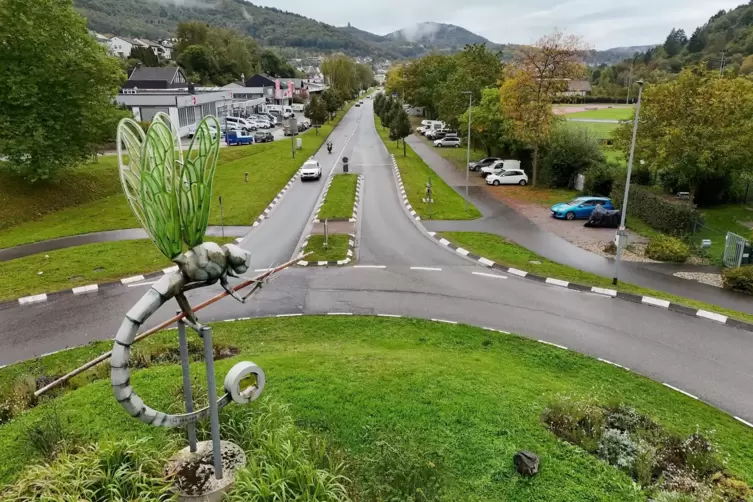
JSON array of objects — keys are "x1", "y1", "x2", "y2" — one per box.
[{"x1": 2, "y1": 99, "x2": 752, "y2": 425}]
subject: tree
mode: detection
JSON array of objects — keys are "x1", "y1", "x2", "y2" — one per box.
[
  {"x1": 374, "y1": 93, "x2": 385, "y2": 116},
  {"x1": 390, "y1": 108, "x2": 412, "y2": 156},
  {"x1": 303, "y1": 95, "x2": 327, "y2": 134},
  {"x1": 500, "y1": 30, "x2": 589, "y2": 186},
  {"x1": 663, "y1": 28, "x2": 687, "y2": 58},
  {"x1": 379, "y1": 96, "x2": 395, "y2": 129},
  {"x1": 614, "y1": 66, "x2": 753, "y2": 201},
  {"x1": 688, "y1": 27, "x2": 706, "y2": 53},
  {"x1": 178, "y1": 45, "x2": 218, "y2": 84},
  {"x1": 539, "y1": 124, "x2": 605, "y2": 188},
  {"x1": 175, "y1": 21, "x2": 210, "y2": 58},
  {"x1": 322, "y1": 88, "x2": 342, "y2": 119},
  {"x1": 355, "y1": 64, "x2": 374, "y2": 91},
  {"x1": 401, "y1": 55, "x2": 456, "y2": 119},
  {"x1": 458, "y1": 88, "x2": 512, "y2": 157},
  {"x1": 0, "y1": 0, "x2": 126, "y2": 180},
  {"x1": 261, "y1": 50, "x2": 296, "y2": 78},
  {"x1": 321, "y1": 54, "x2": 358, "y2": 95},
  {"x1": 129, "y1": 46, "x2": 160, "y2": 67}
]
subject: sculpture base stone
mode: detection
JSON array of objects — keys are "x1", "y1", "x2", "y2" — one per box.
[{"x1": 166, "y1": 440, "x2": 246, "y2": 502}]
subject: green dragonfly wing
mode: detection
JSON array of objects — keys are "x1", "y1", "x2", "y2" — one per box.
[
  {"x1": 139, "y1": 115, "x2": 184, "y2": 260},
  {"x1": 117, "y1": 118, "x2": 150, "y2": 239},
  {"x1": 179, "y1": 115, "x2": 221, "y2": 248}
]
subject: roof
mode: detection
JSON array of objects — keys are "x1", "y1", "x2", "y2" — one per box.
[
  {"x1": 137, "y1": 38, "x2": 161, "y2": 48},
  {"x1": 127, "y1": 67, "x2": 180, "y2": 82},
  {"x1": 113, "y1": 36, "x2": 138, "y2": 45},
  {"x1": 567, "y1": 80, "x2": 592, "y2": 92}
]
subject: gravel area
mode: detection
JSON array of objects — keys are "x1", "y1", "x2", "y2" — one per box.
[
  {"x1": 576, "y1": 241, "x2": 661, "y2": 263},
  {"x1": 673, "y1": 272, "x2": 724, "y2": 289}
]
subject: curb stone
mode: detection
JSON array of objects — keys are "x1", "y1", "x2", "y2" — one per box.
[
  {"x1": 297, "y1": 233, "x2": 356, "y2": 267},
  {"x1": 313, "y1": 174, "x2": 363, "y2": 223},
  {"x1": 391, "y1": 155, "x2": 421, "y2": 222},
  {"x1": 428, "y1": 232, "x2": 753, "y2": 333}
]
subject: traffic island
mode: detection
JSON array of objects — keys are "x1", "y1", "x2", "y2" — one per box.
[{"x1": 297, "y1": 234, "x2": 354, "y2": 266}]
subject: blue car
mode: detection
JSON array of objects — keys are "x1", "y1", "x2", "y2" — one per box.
[{"x1": 551, "y1": 197, "x2": 614, "y2": 220}]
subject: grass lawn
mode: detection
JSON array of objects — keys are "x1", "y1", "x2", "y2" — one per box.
[
  {"x1": 374, "y1": 114, "x2": 481, "y2": 220},
  {"x1": 0, "y1": 238, "x2": 234, "y2": 301},
  {"x1": 602, "y1": 147, "x2": 626, "y2": 166},
  {"x1": 440, "y1": 231, "x2": 753, "y2": 324},
  {"x1": 409, "y1": 117, "x2": 489, "y2": 173},
  {"x1": 302, "y1": 234, "x2": 350, "y2": 262},
  {"x1": 1, "y1": 316, "x2": 751, "y2": 498},
  {"x1": 565, "y1": 120, "x2": 620, "y2": 140},
  {"x1": 564, "y1": 107, "x2": 634, "y2": 121},
  {"x1": 318, "y1": 173, "x2": 358, "y2": 220},
  {"x1": 0, "y1": 107, "x2": 352, "y2": 249},
  {"x1": 694, "y1": 204, "x2": 753, "y2": 263}
]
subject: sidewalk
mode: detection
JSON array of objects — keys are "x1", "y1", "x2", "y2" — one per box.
[
  {"x1": 0, "y1": 226, "x2": 251, "y2": 262},
  {"x1": 406, "y1": 135, "x2": 753, "y2": 314}
]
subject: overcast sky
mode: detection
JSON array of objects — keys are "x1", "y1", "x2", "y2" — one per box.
[{"x1": 250, "y1": 0, "x2": 744, "y2": 49}]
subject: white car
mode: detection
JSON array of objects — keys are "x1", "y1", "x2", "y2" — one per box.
[
  {"x1": 480, "y1": 159, "x2": 522, "y2": 178},
  {"x1": 224, "y1": 116, "x2": 256, "y2": 133},
  {"x1": 300, "y1": 159, "x2": 322, "y2": 181},
  {"x1": 187, "y1": 123, "x2": 219, "y2": 139},
  {"x1": 283, "y1": 111, "x2": 295, "y2": 119},
  {"x1": 486, "y1": 169, "x2": 528, "y2": 186},
  {"x1": 434, "y1": 136, "x2": 461, "y2": 148}
]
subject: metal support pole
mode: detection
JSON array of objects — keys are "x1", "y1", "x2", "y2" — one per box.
[
  {"x1": 200, "y1": 326, "x2": 223, "y2": 479},
  {"x1": 177, "y1": 317, "x2": 197, "y2": 453},
  {"x1": 463, "y1": 92, "x2": 472, "y2": 214},
  {"x1": 613, "y1": 81, "x2": 644, "y2": 286},
  {"x1": 218, "y1": 195, "x2": 224, "y2": 239}
]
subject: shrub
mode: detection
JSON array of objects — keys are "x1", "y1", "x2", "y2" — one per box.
[
  {"x1": 540, "y1": 124, "x2": 605, "y2": 189},
  {"x1": 542, "y1": 395, "x2": 606, "y2": 452},
  {"x1": 634, "y1": 440, "x2": 658, "y2": 486},
  {"x1": 597, "y1": 428, "x2": 637, "y2": 471},
  {"x1": 611, "y1": 179, "x2": 701, "y2": 235},
  {"x1": 722, "y1": 266, "x2": 753, "y2": 294},
  {"x1": 2, "y1": 438, "x2": 174, "y2": 501},
  {"x1": 645, "y1": 235, "x2": 691, "y2": 263},
  {"x1": 213, "y1": 399, "x2": 350, "y2": 502},
  {"x1": 584, "y1": 160, "x2": 622, "y2": 197}
]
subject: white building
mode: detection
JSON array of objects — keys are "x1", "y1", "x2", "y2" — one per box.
[
  {"x1": 109, "y1": 36, "x2": 138, "y2": 58},
  {"x1": 136, "y1": 38, "x2": 171, "y2": 60}
]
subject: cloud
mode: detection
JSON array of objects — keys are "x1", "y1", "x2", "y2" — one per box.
[{"x1": 396, "y1": 22, "x2": 443, "y2": 42}]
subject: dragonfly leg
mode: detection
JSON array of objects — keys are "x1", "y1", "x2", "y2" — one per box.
[
  {"x1": 221, "y1": 276, "x2": 246, "y2": 304},
  {"x1": 175, "y1": 292, "x2": 203, "y2": 331}
]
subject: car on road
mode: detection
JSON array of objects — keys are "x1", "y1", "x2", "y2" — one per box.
[
  {"x1": 300, "y1": 159, "x2": 322, "y2": 181},
  {"x1": 434, "y1": 136, "x2": 462, "y2": 148},
  {"x1": 355, "y1": 102, "x2": 361, "y2": 107},
  {"x1": 551, "y1": 197, "x2": 614, "y2": 220},
  {"x1": 468, "y1": 157, "x2": 502, "y2": 171},
  {"x1": 486, "y1": 169, "x2": 528, "y2": 186},
  {"x1": 254, "y1": 131, "x2": 274, "y2": 143}
]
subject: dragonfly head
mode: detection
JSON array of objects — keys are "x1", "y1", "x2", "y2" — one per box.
[{"x1": 223, "y1": 243, "x2": 251, "y2": 275}]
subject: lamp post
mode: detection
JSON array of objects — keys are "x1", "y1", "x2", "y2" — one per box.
[
  {"x1": 462, "y1": 91, "x2": 472, "y2": 213},
  {"x1": 613, "y1": 80, "x2": 645, "y2": 286}
]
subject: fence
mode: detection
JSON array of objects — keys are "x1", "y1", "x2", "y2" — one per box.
[{"x1": 723, "y1": 232, "x2": 749, "y2": 268}]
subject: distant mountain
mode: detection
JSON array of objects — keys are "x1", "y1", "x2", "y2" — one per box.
[
  {"x1": 385, "y1": 22, "x2": 501, "y2": 52},
  {"x1": 586, "y1": 45, "x2": 658, "y2": 65}
]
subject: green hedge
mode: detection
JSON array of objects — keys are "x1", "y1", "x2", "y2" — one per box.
[
  {"x1": 610, "y1": 180, "x2": 700, "y2": 235},
  {"x1": 722, "y1": 266, "x2": 753, "y2": 295},
  {"x1": 645, "y1": 235, "x2": 690, "y2": 263}
]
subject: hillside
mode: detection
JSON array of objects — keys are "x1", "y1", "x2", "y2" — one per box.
[
  {"x1": 385, "y1": 22, "x2": 501, "y2": 52},
  {"x1": 585, "y1": 45, "x2": 657, "y2": 65}
]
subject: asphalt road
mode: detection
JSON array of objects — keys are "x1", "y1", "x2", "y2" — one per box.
[{"x1": 1, "y1": 99, "x2": 752, "y2": 424}]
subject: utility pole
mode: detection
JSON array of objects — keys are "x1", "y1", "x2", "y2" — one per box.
[
  {"x1": 462, "y1": 91, "x2": 472, "y2": 214},
  {"x1": 720, "y1": 49, "x2": 727, "y2": 75},
  {"x1": 613, "y1": 81, "x2": 645, "y2": 286}
]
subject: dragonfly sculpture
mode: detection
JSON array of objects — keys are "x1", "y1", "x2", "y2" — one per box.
[{"x1": 110, "y1": 113, "x2": 264, "y2": 428}]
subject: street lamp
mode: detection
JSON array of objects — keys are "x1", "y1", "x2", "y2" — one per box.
[
  {"x1": 462, "y1": 91, "x2": 472, "y2": 213},
  {"x1": 613, "y1": 80, "x2": 645, "y2": 286}
]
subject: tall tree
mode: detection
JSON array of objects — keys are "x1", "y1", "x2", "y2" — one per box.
[
  {"x1": 177, "y1": 45, "x2": 219, "y2": 84},
  {"x1": 0, "y1": 0, "x2": 126, "y2": 181},
  {"x1": 401, "y1": 54, "x2": 456, "y2": 119},
  {"x1": 663, "y1": 28, "x2": 687, "y2": 58},
  {"x1": 129, "y1": 46, "x2": 160, "y2": 67},
  {"x1": 322, "y1": 88, "x2": 342, "y2": 119},
  {"x1": 261, "y1": 50, "x2": 296, "y2": 78},
  {"x1": 355, "y1": 64, "x2": 374, "y2": 91},
  {"x1": 499, "y1": 30, "x2": 589, "y2": 186},
  {"x1": 175, "y1": 21, "x2": 210, "y2": 58},
  {"x1": 390, "y1": 108, "x2": 412, "y2": 157},
  {"x1": 614, "y1": 66, "x2": 753, "y2": 201},
  {"x1": 437, "y1": 44, "x2": 503, "y2": 128},
  {"x1": 303, "y1": 94, "x2": 328, "y2": 134},
  {"x1": 321, "y1": 54, "x2": 358, "y2": 95},
  {"x1": 458, "y1": 88, "x2": 512, "y2": 157}
]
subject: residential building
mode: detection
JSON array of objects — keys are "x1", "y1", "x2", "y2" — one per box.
[
  {"x1": 109, "y1": 36, "x2": 138, "y2": 58},
  {"x1": 561, "y1": 79, "x2": 592, "y2": 97},
  {"x1": 136, "y1": 38, "x2": 171, "y2": 60},
  {"x1": 122, "y1": 67, "x2": 189, "y2": 90}
]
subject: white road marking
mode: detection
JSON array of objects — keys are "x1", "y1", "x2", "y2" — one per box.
[
  {"x1": 735, "y1": 416, "x2": 753, "y2": 428},
  {"x1": 377, "y1": 314, "x2": 402, "y2": 318},
  {"x1": 598, "y1": 358, "x2": 629, "y2": 370},
  {"x1": 592, "y1": 287, "x2": 617, "y2": 297},
  {"x1": 545, "y1": 278, "x2": 569, "y2": 287},
  {"x1": 18, "y1": 294, "x2": 48, "y2": 305},
  {"x1": 696, "y1": 310, "x2": 728, "y2": 324},
  {"x1": 127, "y1": 281, "x2": 157, "y2": 288},
  {"x1": 72, "y1": 284, "x2": 98, "y2": 295},
  {"x1": 277, "y1": 313, "x2": 302, "y2": 317},
  {"x1": 538, "y1": 340, "x2": 568, "y2": 350},
  {"x1": 663, "y1": 383, "x2": 698, "y2": 400},
  {"x1": 472, "y1": 272, "x2": 507, "y2": 280},
  {"x1": 327, "y1": 312, "x2": 353, "y2": 316},
  {"x1": 354, "y1": 265, "x2": 387, "y2": 269},
  {"x1": 431, "y1": 319, "x2": 457, "y2": 324},
  {"x1": 121, "y1": 275, "x2": 146, "y2": 285},
  {"x1": 642, "y1": 296, "x2": 670, "y2": 308},
  {"x1": 411, "y1": 267, "x2": 442, "y2": 271},
  {"x1": 482, "y1": 327, "x2": 511, "y2": 334}
]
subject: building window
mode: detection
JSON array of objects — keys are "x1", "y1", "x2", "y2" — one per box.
[{"x1": 178, "y1": 106, "x2": 196, "y2": 128}]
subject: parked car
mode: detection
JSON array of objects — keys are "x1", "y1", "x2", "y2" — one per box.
[
  {"x1": 258, "y1": 113, "x2": 278, "y2": 125},
  {"x1": 187, "y1": 123, "x2": 220, "y2": 139},
  {"x1": 283, "y1": 111, "x2": 295, "y2": 119},
  {"x1": 434, "y1": 136, "x2": 462, "y2": 148},
  {"x1": 224, "y1": 116, "x2": 255, "y2": 133},
  {"x1": 480, "y1": 159, "x2": 521, "y2": 178},
  {"x1": 486, "y1": 169, "x2": 528, "y2": 186},
  {"x1": 427, "y1": 129, "x2": 456, "y2": 140},
  {"x1": 551, "y1": 197, "x2": 615, "y2": 220},
  {"x1": 254, "y1": 131, "x2": 274, "y2": 143},
  {"x1": 225, "y1": 130, "x2": 253, "y2": 146},
  {"x1": 468, "y1": 157, "x2": 502, "y2": 172},
  {"x1": 300, "y1": 159, "x2": 322, "y2": 181}
]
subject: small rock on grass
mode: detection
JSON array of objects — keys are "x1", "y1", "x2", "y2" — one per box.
[{"x1": 514, "y1": 450, "x2": 539, "y2": 476}]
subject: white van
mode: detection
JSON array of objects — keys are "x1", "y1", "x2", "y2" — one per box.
[
  {"x1": 480, "y1": 159, "x2": 522, "y2": 178},
  {"x1": 292, "y1": 103, "x2": 305, "y2": 112},
  {"x1": 420, "y1": 121, "x2": 444, "y2": 136}
]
